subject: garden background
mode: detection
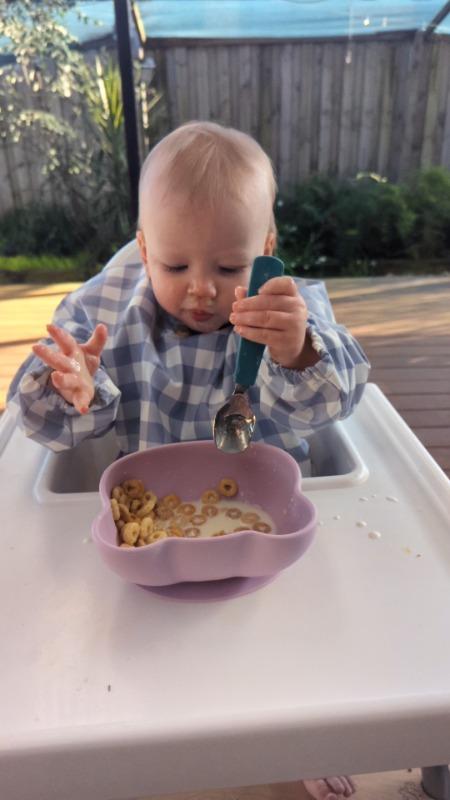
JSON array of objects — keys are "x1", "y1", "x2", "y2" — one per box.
[{"x1": 0, "y1": 0, "x2": 450, "y2": 283}]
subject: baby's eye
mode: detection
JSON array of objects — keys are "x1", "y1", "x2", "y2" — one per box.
[
  {"x1": 219, "y1": 266, "x2": 247, "y2": 275},
  {"x1": 164, "y1": 264, "x2": 187, "y2": 273}
]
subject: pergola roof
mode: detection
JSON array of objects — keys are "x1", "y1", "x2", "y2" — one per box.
[{"x1": 66, "y1": 0, "x2": 450, "y2": 44}]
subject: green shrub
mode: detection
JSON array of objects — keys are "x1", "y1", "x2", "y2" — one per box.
[
  {"x1": 275, "y1": 175, "x2": 339, "y2": 273},
  {"x1": 401, "y1": 167, "x2": 450, "y2": 258},
  {"x1": 0, "y1": 203, "x2": 84, "y2": 256},
  {"x1": 276, "y1": 173, "x2": 416, "y2": 276},
  {"x1": 333, "y1": 175, "x2": 415, "y2": 263},
  {"x1": 0, "y1": 253, "x2": 96, "y2": 283},
  {"x1": 0, "y1": 199, "x2": 132, "y2": 271}
]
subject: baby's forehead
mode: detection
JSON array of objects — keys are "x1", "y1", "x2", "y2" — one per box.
[
  {"x1": 141, "y1": 164, "x2": 272, "y2": 219},
  {"x1": 141, "y1": 189, "x2": 271, "y2": 237}
]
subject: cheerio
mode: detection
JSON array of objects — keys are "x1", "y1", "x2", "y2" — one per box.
[{"x1": 110, "y1": 478, "x2": 275, "y2": 548}]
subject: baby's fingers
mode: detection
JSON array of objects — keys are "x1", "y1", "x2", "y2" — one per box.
[
  {"x1": 258, "y1": 276, "x2": 298, "y2": 296},
  {"x1": 33, "y1": 343, "x2": 82, "y2": 374},
  {"x1": 50, "y1": 372, "x2": 93, "y2": 415},
  {"x1": 72, "y1": 388, "x2": 92, "y2": 415},
  {"x1": 46, "y1": 324, "x2": 78, "y2": 356},
  {"x1": 234, "y1": 286, "x2": 247, "y2": 301},
  {"x1": 82, "y1": 323, "x2": 108, "y2": 357}
]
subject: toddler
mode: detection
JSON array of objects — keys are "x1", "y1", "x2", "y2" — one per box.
[{"x1": 8, "y1": 121, "x2": 368, "y2": 800}]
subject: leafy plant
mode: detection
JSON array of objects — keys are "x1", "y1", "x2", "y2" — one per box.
[
  {"x1": 0, "y1": 203, "x2": 83, "y2": 256},
  {"x1": 46, "y1": 55, "x2": 134, "y2": 262},
  {"x1": 0, "y1": 253, "x2": 92, "y2": 283},
  {"x1": 401, "y1": 167, "x2": 450, "y2": 258},
  {"x1": 332, "y1": 174, "x2": 415, "y2": 264},
  {"x1": 276, "y1": 172, "x2": 418, "y2": 276},
  {"x1": 0, "y1": 0, "x2": 90, "y2": 146},
  {"x1": 0, "y1": 1, "x2": 134, "y2": 265}
]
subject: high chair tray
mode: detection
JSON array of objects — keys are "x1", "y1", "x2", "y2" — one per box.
[{"x1": 1, "y1": 384, "x2": 450, "y2": 800}]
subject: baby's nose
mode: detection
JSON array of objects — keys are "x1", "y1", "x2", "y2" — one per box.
[{"x1": 188, "y1": 278, "x2": 217, "y2": 298}]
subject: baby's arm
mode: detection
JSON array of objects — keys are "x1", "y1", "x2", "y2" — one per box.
[{"x1": 7, "y1": 296, "x2": 121, "y2": 451}]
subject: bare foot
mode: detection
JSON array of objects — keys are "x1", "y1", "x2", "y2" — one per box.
[{"x1": 303, "y1": 776, "x2": 356, "y2": 800}]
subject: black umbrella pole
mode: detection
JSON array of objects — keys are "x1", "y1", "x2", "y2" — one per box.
[{"x1": 114, "y1": 0, "x2": 140, "y2": 221}]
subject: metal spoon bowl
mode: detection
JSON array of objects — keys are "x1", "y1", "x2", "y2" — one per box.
[
  {"x1": 213, "y1": 385, "x2": 256, "y2": 454},
  {"x1": 213, "y1": 255, "x2": 284, "y2": 454}
]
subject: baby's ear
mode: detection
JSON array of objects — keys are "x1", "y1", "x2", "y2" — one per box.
[
  {"x1": 136, "y1": 230, "x2": 148, "y2": 266},
  {"x1": 264, "y1": 231, "x2": 276, "y2": 255}
]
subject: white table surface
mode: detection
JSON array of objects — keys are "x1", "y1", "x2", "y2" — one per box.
[{"x1": 1, "y1": 384, "x2": 450, "y2": 800}]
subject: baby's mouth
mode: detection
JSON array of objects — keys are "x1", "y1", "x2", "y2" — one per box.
[{"x1": 189, "y1": 308, "x2": 214, "y2": 321}]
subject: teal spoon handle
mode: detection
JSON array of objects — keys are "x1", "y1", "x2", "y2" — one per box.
[{"x1": 234, "y1": 255, "x2": 285, "y2": 387}]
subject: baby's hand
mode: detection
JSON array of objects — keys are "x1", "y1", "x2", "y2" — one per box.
[
  {"x1": 230, "y1": 277, "x2": 319, "y2": 370},
  {"x1": 32, "y1": 323, "x2": 108, "y2": 414}
]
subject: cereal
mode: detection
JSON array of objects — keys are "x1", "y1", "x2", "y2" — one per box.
[
  {"x1": 254, "y1": 522, "x2": 272, "y2": 533},
  {"x1": 191, "y1": 513, "x2": 206, "y2": 526},
  {"x1": 143, "y1": 491, "x2": 157, "y2": 508},
  {"x1": 110, "y1": 476, "x2": 273, "y2": 547},
  {"x1": 167, "y1": 525, "x2": 184, "y2": 538},
  {"x1": 185, "y1": 527, "x2": 201, "y2": 538},
  {"x1": 161, "y1": 493, "x2": 181, "y2": 510},
  {"x1": 149, "y1": 530, "x2": 168, "y2": 542},
  {"x1": 122, "y1": 479, "x2": 145, "y2": 499},
  {"x1": 118, "y1": 503, "x2": 133, "y2": 522},
  {"x1": 110, "y1": 498, "x2": 120, "y2": 521},
  {"x1": 122, "y1": 522, "x2": 141, "y2": 545},
  {"x1": 155, "y1": 505, "x2": 173, "y2": 520},
  {"x1": 140, "y1": 517, "x2": 154, "y2": 539},
  {"x1": 201, "y1": 489, "x2": 220, "y2": 505},
  {"x1": 225, "y1": 507, "x2": 241, "y2": 519},
  {"x1": 136, "y1": 502, "x2": 156, "y2": 519},
  {"x1": 178, "y1": 503, "x2": 195, "y2": 517},
  {"x1": 218, "y1": 478, "x2": 238, "y2": 497},
  {"x1": 202, "y1": 504, "x2": 219, "y2": 517}
]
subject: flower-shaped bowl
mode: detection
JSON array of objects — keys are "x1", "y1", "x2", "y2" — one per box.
[{"x1": 91, "y1": 440, "x2": 317, "y2": 587}]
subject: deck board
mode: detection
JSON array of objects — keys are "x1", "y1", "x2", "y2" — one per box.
[
  {"x1": 1, "y1": 276, "x2": 449, "y2": 478},
  {"x1": 326, "y1": 276, "x2": 450, "y2": 478}
]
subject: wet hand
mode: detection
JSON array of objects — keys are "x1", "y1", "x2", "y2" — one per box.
[
  {"x1": 229, "y1": 277, "x2": 319, "y2": 370},
  {"x1": 32, "y1": 323, "x2": 108, "y2": 414}
]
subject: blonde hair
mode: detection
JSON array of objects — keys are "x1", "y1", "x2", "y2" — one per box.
[{"x1": 138, "y1": 121, "x2": 277, "y2": 233}]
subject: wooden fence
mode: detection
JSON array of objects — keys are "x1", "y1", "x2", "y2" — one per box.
[
  {"x1": 1, "y1": 31, "x2": 450, "y2": 213},
  {"x1": 153, "y1": 32, "x2": 450, "y2": 188}
]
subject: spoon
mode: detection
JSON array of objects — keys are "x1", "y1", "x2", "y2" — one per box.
[{"x1": 213, "y1": 254, "x2": 285, "y2": 454}]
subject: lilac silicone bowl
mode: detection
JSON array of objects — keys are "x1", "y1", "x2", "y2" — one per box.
[{"x1": 91, "y1": 440, "x2": 317, "y2": 587}]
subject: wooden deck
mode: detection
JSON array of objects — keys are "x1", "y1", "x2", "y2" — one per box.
[
  {"x1": 1, "y1": 276, "x2": 449, "y2": 479},
  {"x1": 327, "y1": 276, "x2": 450, "y2": 479}
]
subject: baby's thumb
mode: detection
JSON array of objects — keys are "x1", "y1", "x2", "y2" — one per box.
[{"x1": 84, "y1": 323, "x2": 108, "y2": 356}]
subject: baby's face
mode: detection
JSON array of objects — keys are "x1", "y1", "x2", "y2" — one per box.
[{"x1": 137, "y1": 185, "x2": 273, "y2": 333}]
